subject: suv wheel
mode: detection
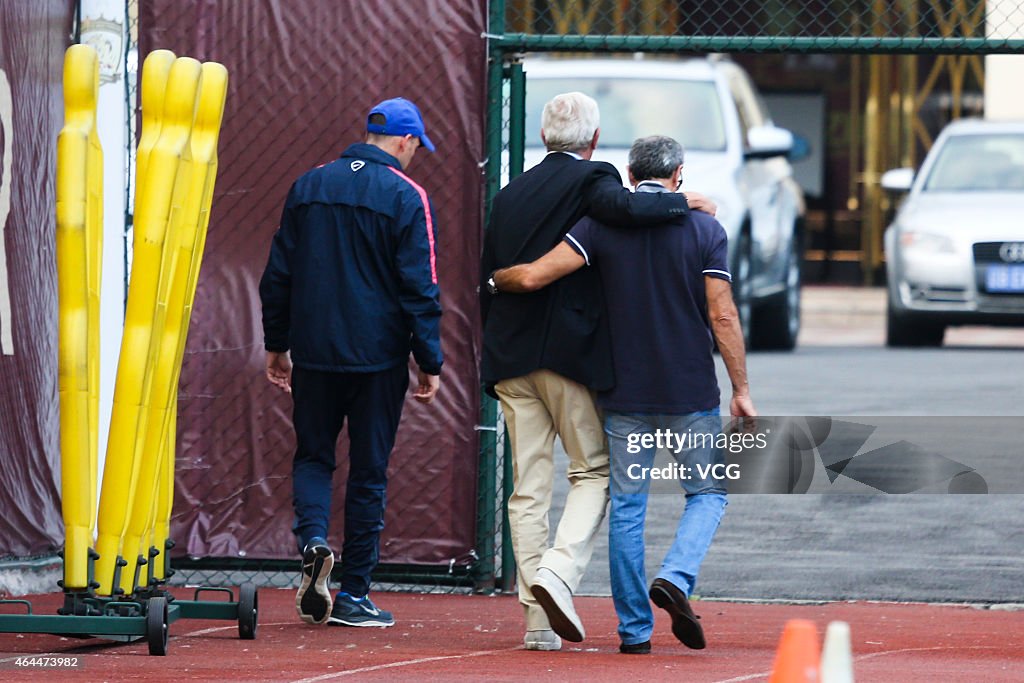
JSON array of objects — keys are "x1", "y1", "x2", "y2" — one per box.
[
  {"x1": 733, "y1": 231, "x2": 753, "y2": 349},
  {"x1": 886, "y1": 304, "x2": 945, "y2": 347},
  {"x1": 752, "y1": 240, "x2": 801, "y2": 350}
]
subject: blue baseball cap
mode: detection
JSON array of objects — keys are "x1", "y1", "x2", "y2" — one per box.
[{"x1": 367, "y1": 97, "x2": 436, "y2": 152}]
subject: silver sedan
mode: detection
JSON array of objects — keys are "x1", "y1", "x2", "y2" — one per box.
[{"x1": 882, "y1": 118, "x2": 1024, "y2": 346}]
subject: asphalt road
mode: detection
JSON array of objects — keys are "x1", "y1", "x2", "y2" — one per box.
[{"x1": 545, "y1": 288, "x2": 1024, "y2": 603}]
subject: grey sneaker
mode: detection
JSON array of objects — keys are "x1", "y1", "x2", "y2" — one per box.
[
  {"x1": 295, "y1": 538, "x2": 334, "y2": 624},
  {"x1": 328, "y1": 592, "x2": 395, "y2": 627},
  {"x1": 530, "y1": 567, "x2": 585, "y2": 642},
  {"x1": 524, "y1": 629, "x2": 562, "y2": 651}
]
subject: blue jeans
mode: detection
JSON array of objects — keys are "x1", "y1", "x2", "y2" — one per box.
[{"x1": 605, "y1": 409, "x2": 728, "y2": 645}]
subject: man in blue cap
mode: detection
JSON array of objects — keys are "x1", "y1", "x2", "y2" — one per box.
[{"x1": 260, "y1": 97, "x2": 442, "y2": 628}]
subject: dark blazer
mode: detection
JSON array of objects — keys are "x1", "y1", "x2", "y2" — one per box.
[{"x1": 480, "y1": 152, "x2": 689, "y2": 395}]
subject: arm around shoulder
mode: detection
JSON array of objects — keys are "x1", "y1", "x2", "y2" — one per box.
[
  {"x1": 493, "y1": 240, "x2": 587, "y2": 293},
  {"x1": 585, "y1": 167, "x2": 689, "y2": 227}
]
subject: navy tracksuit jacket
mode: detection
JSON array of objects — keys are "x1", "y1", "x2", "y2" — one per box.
[{"x1": 259, "y1": 142, "x2": 442, "y2": 375}]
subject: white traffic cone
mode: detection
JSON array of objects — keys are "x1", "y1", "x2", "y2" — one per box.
[{"x1": 820, "y1": 621, "x2": 854, "y2": 683}]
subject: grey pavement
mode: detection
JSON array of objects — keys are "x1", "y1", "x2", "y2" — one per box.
[{"x1": 544, "y1": 286, "x2": 1024, "y2": 603}]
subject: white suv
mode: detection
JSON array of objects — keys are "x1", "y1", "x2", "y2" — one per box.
[{"x1": 522, "y1": 56, "x2": 806, "y2": 349}]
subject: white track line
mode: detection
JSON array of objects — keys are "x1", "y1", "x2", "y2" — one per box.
[
  {"x1": 180, "y1": 620, "x2": 292, "y2": 637},
  {"x1": 288, "y1": 648, "x2": 518, "y2": 683},
  {"x1": 712, "y1": 645, "x2": 1002, "y2": 683}
]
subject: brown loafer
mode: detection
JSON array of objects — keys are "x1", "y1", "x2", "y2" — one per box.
[{"x1": 649, "y1": 578, "x2": 706, "y2": 649}]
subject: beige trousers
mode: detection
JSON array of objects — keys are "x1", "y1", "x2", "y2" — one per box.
[{"x1": 496, "y1": 369, "x2": 610, "y2": 631}]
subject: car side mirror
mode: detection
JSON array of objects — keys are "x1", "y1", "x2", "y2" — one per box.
[
  {"x1": 787, "y1": 133, "x2": 811, "y2": 163},
  {"x1": 881, "y1": 167, "x2": 914, "y2": 192},
  {"x1": 745, "y1": 125, "x2": 794, "y2": 160}
]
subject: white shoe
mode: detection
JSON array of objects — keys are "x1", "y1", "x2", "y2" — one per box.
[
  {"x1": 524, "y1": 629, "x2": 562, "y2": 651},
  {"x1": 530, "y1": 567, "x2": 585, "y2": 642}
]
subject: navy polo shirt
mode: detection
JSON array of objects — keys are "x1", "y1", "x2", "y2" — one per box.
[{"x1": 565, "y1": 182, "x2": 731, "y2": 413}]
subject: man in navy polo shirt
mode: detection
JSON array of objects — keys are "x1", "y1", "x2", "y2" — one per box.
[{"x1": 493, "y1": 135, "x2": 756, "y2": 654}]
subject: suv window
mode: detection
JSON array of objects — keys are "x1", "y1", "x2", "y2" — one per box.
[{"x1": 525, "y1": 76, "x2": 727, "y2": 152}]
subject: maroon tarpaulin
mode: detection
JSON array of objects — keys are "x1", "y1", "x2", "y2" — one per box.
[
  {"x1": 0, "y1": 0, "x2": 75, "y2": 559},
  {"x1": 139, "y1": 1, "x2": 487, "y2": 563}
]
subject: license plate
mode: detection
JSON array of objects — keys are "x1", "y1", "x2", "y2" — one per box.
[{"x1": 985, "y1": 264, "x2": 1024, "y2": 293}]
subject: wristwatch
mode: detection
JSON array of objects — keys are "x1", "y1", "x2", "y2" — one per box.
[{"x1": 486, "y1": 274, "x2": 499, "y2": 295}]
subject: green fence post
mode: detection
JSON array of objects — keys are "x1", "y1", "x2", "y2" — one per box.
[
  {"x1": 483, "y1": 0, "x2": 506, "y2": 210},
  {"x1": 508, "y1": 56, "x2": 525, "y2": 179},
  {"x1": 473, "y1": 0, "x2": 507, "y2": 593},
  {"x1": 497, "y1": 56, "x2": 525, "y2": 594}
]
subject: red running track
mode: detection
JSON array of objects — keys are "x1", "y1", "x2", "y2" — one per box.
[{"x1": 0, "y1": 589, "x2": 1021, "y2": 681}]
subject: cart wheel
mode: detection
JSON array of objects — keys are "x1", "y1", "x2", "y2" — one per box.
[
  {"x1": 147, "y1": 596, "x2": 169, "y2": 656},
  {"x1": 238, "y1": 583, "x2": 258, "y2": 640}
]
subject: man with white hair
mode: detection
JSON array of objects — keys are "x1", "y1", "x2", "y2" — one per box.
[{"x1": 480, "y1": 93, "x2": 716, "y2": 651}]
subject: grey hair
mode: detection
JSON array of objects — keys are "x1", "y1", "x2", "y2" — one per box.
[
  {"x1": 541, "y1": 92, "x2": 600, "y2": 153},
  {"x1": 628, "y1": 135, "x2": 685, "y2": 182}
]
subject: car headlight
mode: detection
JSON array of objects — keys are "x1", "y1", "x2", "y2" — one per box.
[{"x1": 898, "y1": 230, "x2": 954, "y2": 253}]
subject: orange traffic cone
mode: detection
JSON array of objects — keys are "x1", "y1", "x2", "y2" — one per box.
[{"x1": 768, "y1": 619, "x2": 821, "y2": 683}]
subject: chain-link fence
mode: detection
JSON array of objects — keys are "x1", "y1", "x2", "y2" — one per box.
[
  {"x1": 500, "y1": 0, "x2": 1024, "y2": 52},
  {"x1": 488, "y1": 0, "x2": 1023, "y2": 286}
]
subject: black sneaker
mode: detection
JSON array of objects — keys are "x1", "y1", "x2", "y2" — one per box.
[
  {"x1": 296, "y1": 538, "x2": 334, "y2": 624},
  {"x1": 328, "y1": 592, "x2": 395, "y2": 627}
]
